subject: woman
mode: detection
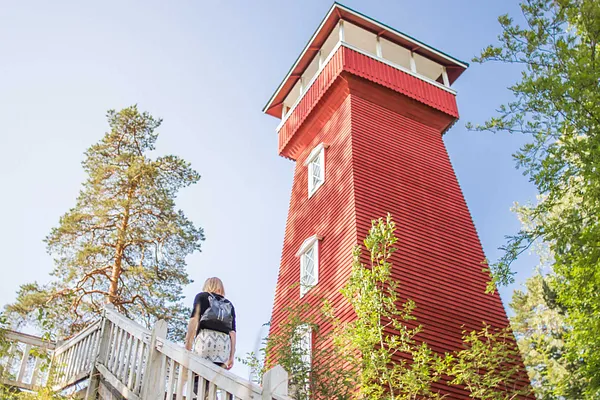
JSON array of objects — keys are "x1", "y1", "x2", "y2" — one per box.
[{"x1": 185, "y1": 277, "x2": 236, "y2": 370}]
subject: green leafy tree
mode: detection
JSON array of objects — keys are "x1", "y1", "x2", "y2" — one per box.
[
  {"x1": 339, "y1": 215, "x2": 443, "y2": 400},
  {"x1": 0, "y1": 313, "x2": 23, "y2": 398},
  {"x1": 442, "y1": 325, "x2": 531, "y2": 400},
  {"x1": 339, "y1": 215, "x2": 530, "y2": 399},
  {"x1": 0, "y1": 313, "x2": 11, "y2": 381},
  {"x1": 251, "y1": 216, "x2": 529, "y2": 399},
  {"x1": 508, "y1": 205, "x2": 586, "y2": 398},
  {"x1": 470, "y1": 0, "x2": 600, "y2": 394},
  {"x1": 511, "y1": 273, "x2": 586, "y2": 399},
  {"x1": 0, "y1": 312, "x2": 71, "y2": 399},
  {"x1": 242, "y1": 300, "x2": 355, "y2": 400},
  {"x1": 6, "y1": 106, "x2": 204, "y2": 340}
]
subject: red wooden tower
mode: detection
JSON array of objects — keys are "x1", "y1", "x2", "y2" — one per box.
[{"x1": 263, "y1": 4, "x2": 530, "y2": 398}]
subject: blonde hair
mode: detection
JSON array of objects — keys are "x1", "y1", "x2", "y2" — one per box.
[{"x1": 203, "y1": 277, "x2": 225, "y2": 296}]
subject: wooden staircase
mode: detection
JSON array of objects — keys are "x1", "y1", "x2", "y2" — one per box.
[{"x1": 1, "y1": 305, "x2": 290, "y2": 400}]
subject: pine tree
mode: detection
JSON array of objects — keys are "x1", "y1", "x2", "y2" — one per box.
[{"x1": 7, "y1": 106, "x2": 204, "y2": 340}]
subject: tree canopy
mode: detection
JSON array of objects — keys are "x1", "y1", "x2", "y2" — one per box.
[
  {"x1": 471, "y1": 0, "x2": 600, "y2": 396},
  {"x1": 7, "y1": 106, "x2": 204, "y2": 340}
]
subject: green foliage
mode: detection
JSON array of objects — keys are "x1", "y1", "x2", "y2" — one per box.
[
  {"x1": 0, "y1": 313, "x2": 9, "y2": 356},
  {"x1": 241, "y1": 301, "x2": 355, "y2": 400},
  {"x1": 7, "y1": 388, "x2": 73, "y2": 400},
  {"x1": 0, "y1": 314, "x2": 17, "y2": 396},
  {"x1": 442, "y1": 325, "x2": 530, "y2": 400},
  {"x1": 0, "y1": 377, "x2": 74, "y2": 399},
  {"x1": 6, "y1": 106, "x2": 204, "y2": 341},
  {"x1": 338, "y1": 216, "x2": 529, "y2": 399},
  {"x1": 0, "y1": 315, "x2": 71, "y2": 399},
  {"x1": 0, "y1": 364, "x2": 75, "y2": 400},
  {"x1": 511, "y1": 273, "x2": 586, "y2": 399},
  {"x1": 0, "y1": 313, "x2": 12, "y2": 395},
  {"x1": 252, "y1": 216, "x2": 528, "y2": 399},
  {"x1": 338, "y1": 215, "x2": 443, "y2": 400},
  {"x1": 470, "y1": 0, "x2": 600, "y2": 395}
]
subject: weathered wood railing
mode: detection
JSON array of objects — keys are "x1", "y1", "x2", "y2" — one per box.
[
  {"x1": 53, "y1": 320, "x2": 102, "y2": 389},
  {"x1": 2, "y1": 305, "x2": 291, "y2": 400},
  {"x1": 85, "y1": 305, "x2": 152, "y2": 398},
  {"x1": 0, "y1": 330, "x2": 55, "y2": 391}
]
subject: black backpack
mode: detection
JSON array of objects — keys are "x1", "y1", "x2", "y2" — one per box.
[{"x1": 200, "y1": 293, "x2": 233, "y2": 331}]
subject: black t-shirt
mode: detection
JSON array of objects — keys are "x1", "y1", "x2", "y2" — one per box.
[{"x1": 190, "y1": 292, "x2": 236, "y2": 336}]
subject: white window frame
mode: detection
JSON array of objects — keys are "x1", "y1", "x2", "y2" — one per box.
[
  {"x1": 292, "y1": 324, "x2": 312, "y2": 397},
  {"x1": 304, "y1": 143, "x2": 326, "y2": 198},
  {"x1": 296, "y1": 235, "x2": 321, "y2": 297},
  {"x1": 295, "y1": 324, "x2": 312, "y2": 367}
]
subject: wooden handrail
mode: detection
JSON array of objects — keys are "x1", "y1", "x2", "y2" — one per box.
[
  {"x1": 53, "y1": 320, "x2": 101, "y2": 355},
  {"x1": 5, "y1": 330, "x2": 56, "y2": 350},
  {"x1": 3, "y1": 305, "x2": 293, "y2": 400},
  {"x1": 156, "y1": 337, "x2": 263, "y2": 398},
  {"x1": 104, "y1": 305, "x2": 151, "y2": 343},
  {"x1": 1, "y1": 330, "x2": 55, "y2": 391}
]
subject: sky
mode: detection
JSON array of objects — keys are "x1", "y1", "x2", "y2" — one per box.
[{"x1": 0, "y1": 0, "x2": 538, "y2": 378}]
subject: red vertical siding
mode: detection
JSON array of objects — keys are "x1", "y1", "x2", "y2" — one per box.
[
  {"x1": 343, "y1": 47, "x2": 459, "y2": 118},
  {"x1": 278, "y1": 46, "x2": 459, "y2": 160},
  {"x1": 270, "y1": 83, "x2": 358, "y2": 341},
  {"x1": 278, "y1": 49, "x2": 345, "y2": 159},
  {"x1": 269, "y1": 55, "x2": 532, "y2": 398},
  {"x1": 349, "y1": 79, "x2": 530, "y2": 397}
]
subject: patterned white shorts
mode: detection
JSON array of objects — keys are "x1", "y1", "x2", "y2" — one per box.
[{"x1": 194, "y1": 329, "x2": 231, "y2": 364}]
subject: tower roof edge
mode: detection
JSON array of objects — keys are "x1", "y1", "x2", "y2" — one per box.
[{"x1": 263, "y1": 2, "x2": 469, "y2": 117}]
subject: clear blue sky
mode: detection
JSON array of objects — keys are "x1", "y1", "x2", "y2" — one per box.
[{"x1": 0, "y1": 0, "x2": 537, "y2": 377}]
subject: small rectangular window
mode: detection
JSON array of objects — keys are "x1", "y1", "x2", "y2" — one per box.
[
  {"x1": 297, "y1": 325, "x2": 312, "y2": 367},
  {"x1": 300, "y1": 244, "x2": 318, "y2": 296},
  {"x1": 292, "y1": 325, "x2": 312, "y2": 397},
  {"x1": 413, "y1": 53, "x2": 444, "y2": 83},
  {"x1": 343, "y1": 21, "x2": 377, "y2": 56},
  {"x1": 306, "y1": 143, "x2": 325, "y2": 197},
  {"x1": 297, "y1": 235, "x2": 321, "y2": 297}
]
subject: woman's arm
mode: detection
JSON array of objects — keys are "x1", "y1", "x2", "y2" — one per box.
[
  {"x1": 226, "y1": 331, "x2": 236, "y2": 369},
  {"x1": 185, "y1": 305, "x2": 200, "y2": 351}
]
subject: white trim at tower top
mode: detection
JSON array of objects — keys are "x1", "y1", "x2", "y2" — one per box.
[{"x1": 263, "y1": 2, "x2": 468, "y2": 115}]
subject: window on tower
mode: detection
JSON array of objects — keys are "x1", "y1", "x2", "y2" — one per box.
[
  {"x1": 295, "y1": 324, "x2": 312, "y2": 365},
  {"x1": 293, "y1": 324, "x2": 312, "y2": 395},
  {"x1": 297, "y1": 235, "x2": 321, "y2": 297},
  {"x1": 305, "y1": 143, "x2": 325, "y2": 197}
]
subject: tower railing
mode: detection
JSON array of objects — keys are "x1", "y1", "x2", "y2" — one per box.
[
  {"x1": 0, "y1": 330, "x2": 56, "y2": 391},
  {"x1": 1, "y1": 305, "x2": 291, "y2": 400},
  {"x1": 53, "y1": 319, "x2": 102, "y2": 390}
]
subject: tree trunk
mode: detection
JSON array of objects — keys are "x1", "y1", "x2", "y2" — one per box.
[{"x1": 108, "y1": 185, "x2": 134, "y2": 304}]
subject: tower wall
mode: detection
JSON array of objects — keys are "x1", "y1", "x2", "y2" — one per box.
[
  {"x1": 269, "y1": 46, "x2": 531, "y2": 398},
  {"x1": 271, "y1": 78, "x2": 357, "y2": 336},
  {"x1": 348, "y1": 75, "x2": 530, "y2": 396}
]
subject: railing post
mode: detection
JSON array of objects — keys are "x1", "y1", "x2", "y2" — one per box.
[
  {"x1": 85, "y1": 305, "x2": 112, "y2": 400},
  {"x1": 16, "y1": 344, "x2": 32, "y2": 385},
  {"x1": 262, "y1": 365, "x2": 288, "y2": 400},
  {"x1": 140, "y1": 319, "x2": 168, "y2": 400}
]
